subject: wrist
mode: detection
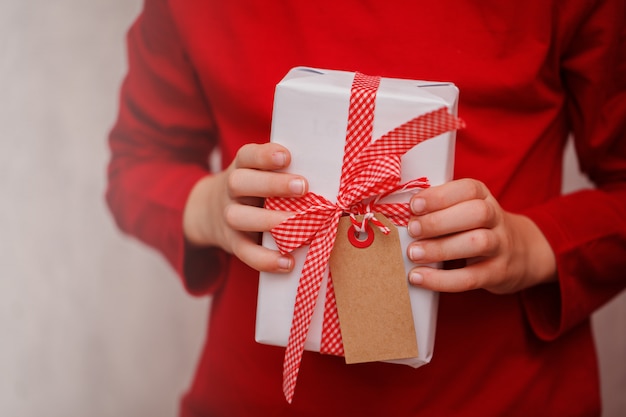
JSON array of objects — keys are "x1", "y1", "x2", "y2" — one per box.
[
  {"x1": 183, "y1": 173, "x2": 226, "y2": 247},
  {"x1": 511, "y1": 213, "x2": 557, "y2": 289}
]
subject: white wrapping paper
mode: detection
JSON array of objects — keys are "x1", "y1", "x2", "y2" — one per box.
[{"x1": 255, "y1": 67, "x2": 459, "y2": 367}]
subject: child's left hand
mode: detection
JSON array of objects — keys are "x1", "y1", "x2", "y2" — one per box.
[{"x1": 407, "y1": 178, "x2": 557, "y2": 294}]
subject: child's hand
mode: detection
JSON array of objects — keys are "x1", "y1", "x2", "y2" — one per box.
[
  {"x1": 406, "y1": 178, "x2": 557, "y2": 294},
  {"x1": 183, "y1": 143, "x2": 308, "y2": 273}
]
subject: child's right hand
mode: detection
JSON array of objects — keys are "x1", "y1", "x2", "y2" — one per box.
[{"x1": 183, "y1": 143, "x2": 308, "y2": 273}]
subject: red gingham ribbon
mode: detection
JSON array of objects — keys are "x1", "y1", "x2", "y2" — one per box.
[{"x1": 265, "y1": 73, "x2": 465, "y2": 403}]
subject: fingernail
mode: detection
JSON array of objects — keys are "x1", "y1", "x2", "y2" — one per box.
[
  {"x1": 278, "y1": 256, "x2": 292, "y2": 271},
  {"x1": 409, "y1": 271, "x2": 424, "y2": 285},
  {"x1": 411, "y1": 198, "x2": 426, "y2": 214},
  {"x1": 272, "y1": 151, "x2": 287, "y2": 167},
  {"x1": 408, "y1": 220, "x2": 421, "y2": 237},
  {"x1": 288, "y1": 178, "x2": 305, "y2": 195},
  {"x1": 409, "y1": 245, "x2": 425, "y2": 261}
]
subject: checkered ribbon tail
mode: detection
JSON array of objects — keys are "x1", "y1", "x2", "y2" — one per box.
[{"x1": 265, "y1": 72, "x2": 464, "y2": 403}]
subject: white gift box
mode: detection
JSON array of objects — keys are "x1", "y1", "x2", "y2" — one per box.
[{"x1": 256, "y1": 67, "x2": 459, "y2": 367}]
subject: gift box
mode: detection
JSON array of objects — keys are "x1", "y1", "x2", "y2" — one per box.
[{"x1": 255, "y1": 67, "x2": 461, "y2": 400}]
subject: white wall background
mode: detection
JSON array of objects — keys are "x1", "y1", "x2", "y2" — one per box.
[
  {"x1": 0, "y1": 1, "x2": 623, "y2": 416},
  {"x1": 0, "y1": 1, "x2": 208, "y2": 416}
]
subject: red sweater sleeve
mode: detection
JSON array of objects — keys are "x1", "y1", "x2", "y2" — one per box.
[
  {"x1": 521, "y1": 0, "x2": 626, "y2": 340},
  {"x1": 106, "y1": 0, "x2": 228, "y2": 295}
]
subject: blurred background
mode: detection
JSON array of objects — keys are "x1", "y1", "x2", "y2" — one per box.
[
  {"x1": 0, "y1": 1, "x2": 624, "y2": 416},
  {"x1": 0, "y1": 1, "x2": 208, "y2": 416}
]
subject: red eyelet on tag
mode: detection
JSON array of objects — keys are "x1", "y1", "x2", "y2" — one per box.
[{"x1": 347, "y1": 223, "x2": 375, "y2": 248}]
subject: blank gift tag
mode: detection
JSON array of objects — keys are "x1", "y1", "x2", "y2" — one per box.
[{"x1": 329, "y1": 213, "x2": 418, "y2": 364}]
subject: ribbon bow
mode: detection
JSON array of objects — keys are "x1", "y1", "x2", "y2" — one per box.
[{"x1": 265, "y1": 73, "x2": 464, "y2": 403}]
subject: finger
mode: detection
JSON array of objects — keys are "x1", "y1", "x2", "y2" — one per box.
[
  {"x1": 407, "y1": 228, "x2": 499, "y2": 264},
  {"x1": 229, "y1": 232, "x2": 295, "y2": 273},
  {"x1": 408, "y1": 198, "x2": 498, "y2": 239},
  {"x1": 408, "y1": 260, "x2": 518, "y2": 294},
  {"x1": 407, "y1": 263, "x2": 486, "y2": 292},
  {"x1": 234, "y1": 143, "x2": 292, "y2": 170},
  {"x1": 409, "y1": 178, "x2": 489, "y2": 215},
  {"x1": 228, "y1": 168, "x2": 308, "y2": 199},
  {"x1": 224, "y1": 203, "x2": 294, "y2": 232}
]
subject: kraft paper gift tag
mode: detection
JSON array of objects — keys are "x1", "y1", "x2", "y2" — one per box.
[{"x1": 329, "y1": 213, "x2": 418, "y2": 364}]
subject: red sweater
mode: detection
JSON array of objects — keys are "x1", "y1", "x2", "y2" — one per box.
[{"x1": 106, "y1": 1, "x2": 626, "y2": 416}]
